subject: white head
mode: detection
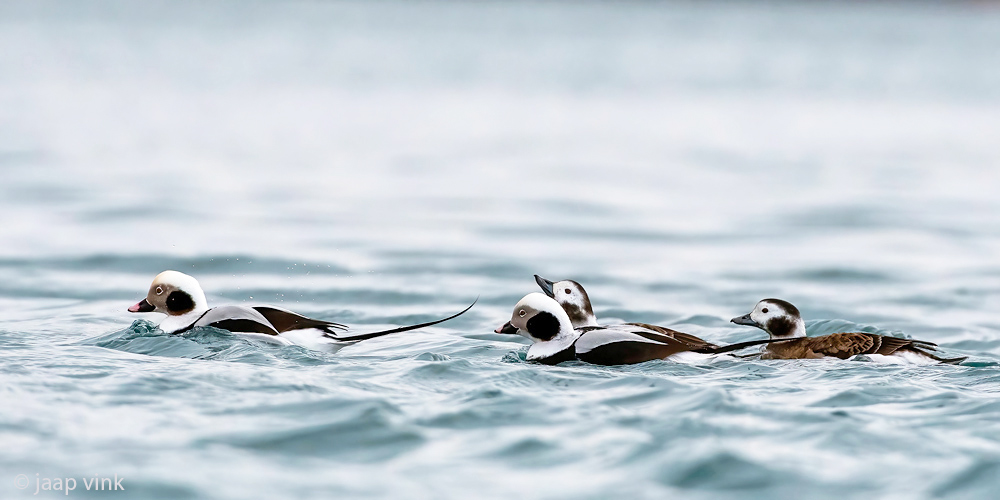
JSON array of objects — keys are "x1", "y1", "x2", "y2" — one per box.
[
  {"x1": 495, "y1": 292, "x2": 579, "y2": 360},
  {"x1": 128, "y1": 270, "x2": 209, "y2": 318},
  {"x1": 731, "y1": 298, "x2": 806, "y2": 338},
  {"x1": 534, "y1": 275, "x2": 598, "y2": 328}
]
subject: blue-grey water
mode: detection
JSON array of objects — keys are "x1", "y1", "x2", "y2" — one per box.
[{"x1": 3, "y1": 1, "x2": 1000, "y2": 498}]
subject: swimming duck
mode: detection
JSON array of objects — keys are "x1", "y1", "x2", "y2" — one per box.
[
  {"x1": 534, "y1": 274, "x2": 716, "y2": 350},
  {"x1": 730, "y1": 298, "x2": 965, "y2": 364},
  {"x1": 495, "y1": 292, "x2": 772, "y2": 365},
  {"x1": 533, "y1": 275, "x2": 599, "y2": 327},
  {"x1": 128, "y1": 270, "x2": 474, "y2": 350}
]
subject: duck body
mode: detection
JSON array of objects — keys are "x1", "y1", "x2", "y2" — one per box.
[
  {"x1": 498, "y1": 293, "x2": 729, "y2": 366},
  {"x1": 129, "y1": 270, "x2": 473, "y2": 351},
  {"x1": 570, "y1": 324, "x2": 717, "y2": 366},
  {"x1": 761, "y1": 332, "x2": 952, "y2": 364},
  {"x1": 533, "y1": 274, "x2": 720, "y2": 351},
  {"x1": 731, "y1": 298, "x2": 965, "y2": 364},
  {"x1": 155, "y1": 304, "x2": 349, "y2": 349}
]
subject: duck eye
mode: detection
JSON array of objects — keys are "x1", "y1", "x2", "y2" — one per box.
[
  {"x1": 564, "y1": 288, "x2": 572, "y2": 295},
  {"x1": 518, "y1": 309, "x2": 526, "y2": 318},
  {"x1": 155, "y1": 286, "x2": 164, "y2": 295},
  {"x1": 762, "y1": 308, "x2": 769, "y2": 314}
]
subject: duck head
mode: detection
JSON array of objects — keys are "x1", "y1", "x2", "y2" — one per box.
[
  {"x1": 129, "y1": 270, "x2": 209, "y2": 318},
  {"x1": 534, "y1": 274, "x2": 598, "y2": 328},
  {"x1": 495, "y1": 292, "x2": 580, "y2": 361},
  {"x1": 731, "y1": 298, "x2": 806, "y2": 338}
]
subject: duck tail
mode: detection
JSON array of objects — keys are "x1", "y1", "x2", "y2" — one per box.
[
  {"x1": 323, "y1": 298, "x2": 477, "y2": 342},
  {"x1": 909, "y1": 346, "x2": 967, "y2": 365}
]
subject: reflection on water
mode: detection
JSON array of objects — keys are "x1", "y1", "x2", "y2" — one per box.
[{"x1": 1, "y1": 1, "x2": 1000, "y2": 499}]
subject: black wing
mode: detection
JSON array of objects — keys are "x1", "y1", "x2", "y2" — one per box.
[{"x1": 253, "y1": 306, "x2": 349, "y2": 334}]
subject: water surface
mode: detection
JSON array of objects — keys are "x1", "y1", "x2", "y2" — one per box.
[{"x1": 2, "y1": 1, "x2": 1000, "y2": 499}]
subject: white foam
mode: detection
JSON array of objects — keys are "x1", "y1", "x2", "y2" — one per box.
[
  {"x1": 861, "y1": 352, "x2": 939, "y2": 365},
  {"x1": 277, "y1": 328, "x2": 352, "y2": 352},
  {"x1": 666, "y1": 351, "x2": 715, "y2": 364}
]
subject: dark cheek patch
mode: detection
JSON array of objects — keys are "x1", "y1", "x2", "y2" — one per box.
[
  {"x1": 525, "y1": 311, "x2": 561, "y2": 341},
  {"x1": 766, "y1": 316, "x2": 797, "y2": 337},
  {"x1": 166, "y1": 290, "x2": 196, "y2": 314},
  {"x1": 565, "y1": 305, "x2": 589, "y2": 325}
]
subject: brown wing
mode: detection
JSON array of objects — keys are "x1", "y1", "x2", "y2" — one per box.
[
  {"x1": 795, "y1": 333, "x2": 877, "y2": 359},
  {"x1": 767, "y1": 333, "x2": 964, "y2": 363},
  {"x1": 812, "y1": 332, "x2": 941, "y2": 358},
  {"x1": 870, "y1": 335, "x2": 915, "y2": 356},
  {"x1": 861, "y1": 332, "x2": 967, "y2": 364},
  {"x1": 626, "y1": 322, "x2": 718, "y2": 350}
]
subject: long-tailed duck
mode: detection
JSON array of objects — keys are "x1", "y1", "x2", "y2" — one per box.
[
  {"x1": 533, "y1": 274, "x2": 717, "y2": 351},
  {"x1": 128, "y1": 270, "x2": 474, "y2": 350},
  {"x1": 730, "y1": 298, "x2": 965, "y2": 364},
  {"x1": 496, "y1": 293, "x2": 776, "y2": 365},
  {"x1": 533, "y1": 275, "x2": 599, "y2": 327}
]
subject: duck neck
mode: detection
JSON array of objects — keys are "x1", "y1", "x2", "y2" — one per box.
[
  {"x1": 159, "y1": 305, "x2": 209, "y2": 333},
  {"x1": 525, "y1": 315, "x2": 580, "y2": 361},
  {"x1": 566, "y1": 306, "x2": 599, "y2": 328}
]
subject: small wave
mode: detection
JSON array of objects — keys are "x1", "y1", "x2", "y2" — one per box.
[
  {"x1": 198, "y1": 401, "x2": 424, "y2": 462},
  {"x1": 81, "y1": 320, "x2": 329, "y2": 365}
]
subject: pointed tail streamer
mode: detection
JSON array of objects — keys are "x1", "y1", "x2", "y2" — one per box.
[
  {"x1": 324, "y1": 297, "x2": 478, "y2": 342},
  {"x1": 699, "y1": 337, "x2": 800, "y2": 355}
]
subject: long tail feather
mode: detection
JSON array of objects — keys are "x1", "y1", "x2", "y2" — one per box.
[
  {"x1": 698, "y1": 337, "x2": 798, "y2": 355},
  {"x1": 324, "y1": 298, "x2": 477, "y2": 342}
]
